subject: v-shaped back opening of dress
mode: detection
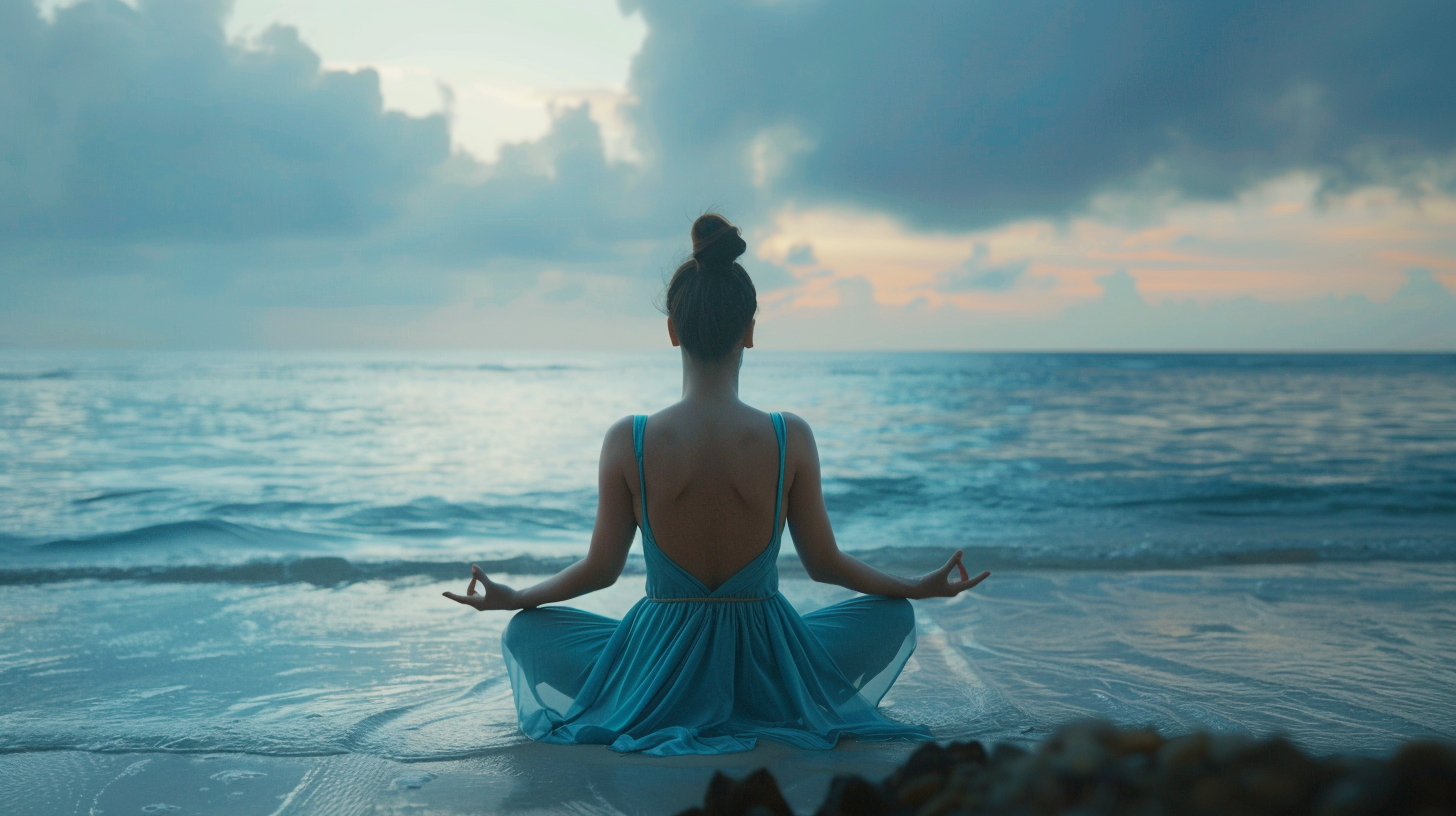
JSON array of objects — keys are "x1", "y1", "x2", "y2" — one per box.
[{"x1": 632, "y1": 412, "x2": 787, "y2": 595}]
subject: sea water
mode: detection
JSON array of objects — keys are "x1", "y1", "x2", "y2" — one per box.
[{"x1": 2, "y1": 351, "x2": 1455, "y2": 811}]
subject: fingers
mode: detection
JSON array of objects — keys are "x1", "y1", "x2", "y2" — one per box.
[
  {"x1": 939, "y1": 549, "x2": 963, "y2": 577},
  {"x1": 442, "y1": 591, "x2": 482, "y2": 609},
  {"x1": 465, "y1": 563, "x2": 489, "y2": 596},
  {"x1": 956, "y1": 555, "x2": 970, "y2": 583},
  {"x1": 950, "y1": 570, "x2": 991, "y2": 593}
]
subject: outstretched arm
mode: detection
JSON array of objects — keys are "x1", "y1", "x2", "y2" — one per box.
[
  {"x1": 443, "y1": 417, "x2": 639, "y2": 611},
  {"x1": 782, "y1": 413, "x2": 989, "y2": 600}
]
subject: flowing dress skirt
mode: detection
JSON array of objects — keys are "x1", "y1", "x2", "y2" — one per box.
[{"x1": 502, "y1": 593, "x2": 927, "y2": 756}]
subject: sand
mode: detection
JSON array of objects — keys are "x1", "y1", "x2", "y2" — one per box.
[{"x1": 3, "y1": 562, "x2": 1453, "y2": 815}]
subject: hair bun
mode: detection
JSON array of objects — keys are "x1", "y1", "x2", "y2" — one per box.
[{"x1": 691, "y1": 214, "x2": 747, "y2": 269}]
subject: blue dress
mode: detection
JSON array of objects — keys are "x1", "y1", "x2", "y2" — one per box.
[{"x1": 501, "y1": 412, "x2": 930, "y2": 755}]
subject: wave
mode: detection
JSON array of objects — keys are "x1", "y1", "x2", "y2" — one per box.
[
  {"x1": 336, "y1": 497, "x2": 593, "y2": 536},
  {"x1": 193, "y1": 496, "x2": 595, "y2": 536},
  {"x1": 36, "y1": 519, "x2": 335, "y2": 551},
  {"x1": 476, "y1": 363, "x2": 585, "y2": 372},
  {"x1": 206, "y1": 500, "x2": 351, "y2": 516},
  {"x1": 347, "y1": 361, "x2": 588, "y2": 373},
  {"x1": 0, "y1": 368, "x2": 73, "y2": 381},
  {"x1": 854, "y1": 540, "x2": 1456, "y2": 571},
  {"x1": 0, "y1": 555, "x2": 584, "y2": 587},
  {"x1": 1096, "y1": 484, "x2": 1456, "y2": 518},
  {"x1": 74, "y1": 488, "x2": 173, "y2": 505},
  {"x1": 5, "y1": 537, "x2": 1456, "y2": 587},
  {"x1": 822, "y1": 475, "x2": 1456, "y2": 521}
]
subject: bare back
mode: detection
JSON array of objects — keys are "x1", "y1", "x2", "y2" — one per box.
[{"x1": 627, "y1": 402, "x2": 785, "y2": 591}]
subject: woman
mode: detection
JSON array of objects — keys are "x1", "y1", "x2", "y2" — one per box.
[{"x1": 444, "y1": 214, "x2": 990, "y2": 756}]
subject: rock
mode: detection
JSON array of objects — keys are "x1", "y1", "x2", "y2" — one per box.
[
  {"x1": 989, "y1": 742, "x2": 1028, "y2": 764},
  {"x1": 813, "y1": 774, "x2": 887, "y2": 816},
  {"x1": 1110, "y1": 728, "x2": 1164, "y2": 757},
  {"x1": 1316, "y1": 762, "x2": 1394, "y2": 816},
  {"x1": 894, "y1": 773, "x2": 945, "y2": 809},
  {"x1": 887, "y1": 741, "x2": 953, "y2": 789},
  {"x1": 680, "y1": 725, "x2": 1456, "y2": 816},
  {"x1": 1390, "y1": 741, "x2": 1456, "y2": 814},
  {"x1": 946, "y1": 740, "x2": 988, "y2": 767},
  {"x1": 1158, "y1": 732, "x2": 1211, "y2": 770},
  {"x1": 676, "y1": 768, "x2": 794, "y2": 816}
]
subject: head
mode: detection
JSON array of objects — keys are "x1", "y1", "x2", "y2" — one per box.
[{"x1": 662, "y1": 214, "x2": 758, "y2": 362}]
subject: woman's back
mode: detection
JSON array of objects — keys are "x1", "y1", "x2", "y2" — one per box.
[{"x1": 633, "y1": 403, "x2": 785, "y2": 592}]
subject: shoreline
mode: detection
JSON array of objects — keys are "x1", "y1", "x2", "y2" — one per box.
[
  {"x1": 0, "y1": 740, "x2": 922, "y2": 816},
  {"x1": 12, "y1": 724, "x2": 1456, "y2": 816},
  {"x1": 4, "y1": 562, "x2": 1452, "y2": 814}
]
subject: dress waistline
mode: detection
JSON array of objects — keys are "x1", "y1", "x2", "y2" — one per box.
[{"x1": 647, "y1": 595, "x2": 773, "y2": 604}]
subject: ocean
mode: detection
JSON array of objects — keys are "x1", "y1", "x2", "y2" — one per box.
[{"x1": 2, "y1": 351, "x2": 1454, "y2": 814}]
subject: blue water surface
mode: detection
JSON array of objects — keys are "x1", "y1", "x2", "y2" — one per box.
[
  {"x1": 1, "y1": 351, "x2": 1453, "y2": 771},
  {"x1": 3, "y1": 351, "x2": 1453, "y2": 577}
]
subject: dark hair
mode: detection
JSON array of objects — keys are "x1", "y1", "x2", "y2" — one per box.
[{"x1": 661, "y1": 213, "x2": 757, "y2": 360}]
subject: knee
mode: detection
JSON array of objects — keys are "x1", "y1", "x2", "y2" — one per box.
[
  {"x1": 502, "y1": 608, "x2": 545, "y2": 653},
  {"x1": 881, "y1": 596, "x2": 915, "y2": 636}
]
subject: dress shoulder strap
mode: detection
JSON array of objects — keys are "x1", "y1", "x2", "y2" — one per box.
[
  {"x1": 632, "y1": 415, "x2": 650, "y2": 535},
  {"x1": 771, "y1": 412, "x2": 786, "y2": 539}
]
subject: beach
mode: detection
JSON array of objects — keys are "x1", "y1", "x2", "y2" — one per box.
[
  {"x1": 3, "y1": 564, "x2": 1453, "y2": 814},
  {"x1": 3, "y1": 351, "x2": 1454, "y2": 814}
]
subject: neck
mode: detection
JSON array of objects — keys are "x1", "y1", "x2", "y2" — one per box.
[{"x1": 680, "y1": 348, "x2": 743, "y2": 403}]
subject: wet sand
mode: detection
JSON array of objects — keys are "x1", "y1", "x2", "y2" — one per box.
[{"x1": 3, "y1": 562, "x2": 1453, "y2": 815}]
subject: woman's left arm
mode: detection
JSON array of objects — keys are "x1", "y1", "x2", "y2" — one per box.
[{"x1": 443, "y1": 417, "x2": 640, "y2": 611}]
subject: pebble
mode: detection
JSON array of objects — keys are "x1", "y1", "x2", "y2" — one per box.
[
  {"x1": 390, "y1": 772, "x2": 437, "y2": 790},
  {"x1": 675, "y1": 721, "x2": 1456, "y2": 816}
]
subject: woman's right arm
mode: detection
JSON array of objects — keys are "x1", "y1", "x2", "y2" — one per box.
[
  {"x1": 443, "y1": 417, "x2": 639, "y2": 611},
  {"x1": 782, "y1": 413, "x2": 989, "y2": 600}
]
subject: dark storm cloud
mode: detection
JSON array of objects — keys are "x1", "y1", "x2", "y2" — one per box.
[
  {"x1": 624, "y1": 0, "x2": 1456, "y2": 228},
  {"x1": 7, "y1": 0, "x2": 1453, "y2": 261},
  {"x1": 0, "y1": 0, "x2": 450, "y2": 241}
]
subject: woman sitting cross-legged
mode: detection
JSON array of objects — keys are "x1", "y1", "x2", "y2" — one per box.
[{"x1": 443, "y1": 213, "x2": 989, "y2": 756}]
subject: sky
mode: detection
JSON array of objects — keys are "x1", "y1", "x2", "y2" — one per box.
[{"x1": 2, "y1": 0, "x2": 1455, "y2": 350}]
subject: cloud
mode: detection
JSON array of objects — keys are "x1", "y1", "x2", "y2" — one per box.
[
  {"x1": 624, "y1": 0, "x2": 1456, "y2": 229},
  {"x1": 783, "y1": 243, "x2": 817, "y2": 266},
  {"x1": 939, "y1": 244, "x2": 1031, "y2": 292},
  {"x1": 1051, "y1": 267, "x2": 1456, "y2": 350},
  {"x1": 0, "y1": 0, "x2": 679, "y2": 322},
  {"x1": 401, "y1": 103, "x2": 670, "y2": 268},
  {"x1": 8, "y1": 0, "x2": 1455, "y2": 260},
  {"x1": 2, "y1": 0, "x2": 1454, "y2": 350},
  {"x1": 755, "y1": 267, "x2": 1456, "y2": 351},
  {"x1": 0, "y1": 0, "x2": 451, "y2": 242}
]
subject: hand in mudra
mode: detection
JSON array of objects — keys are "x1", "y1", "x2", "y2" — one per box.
[
  {"x1": 914, "y1": 550, "x2": 990, "y2": 599},
  {"x1": 442, "y1": 564, "x2": 519, "y2": 611}
]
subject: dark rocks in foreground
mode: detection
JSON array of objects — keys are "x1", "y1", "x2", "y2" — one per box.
[{"x1": 673, "y1": 721, "x2": 1456, "y2": 816}]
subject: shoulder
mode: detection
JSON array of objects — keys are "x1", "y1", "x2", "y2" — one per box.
[
  {"x1": 775, "y1": 411, "x2": 818, "y2": 456},
  {"x1": 777, "y1": 411, "x2": 815, "y2": 440},
  {"x1": 601, "y1": 415, "x2": 639, "y2": 460}
]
